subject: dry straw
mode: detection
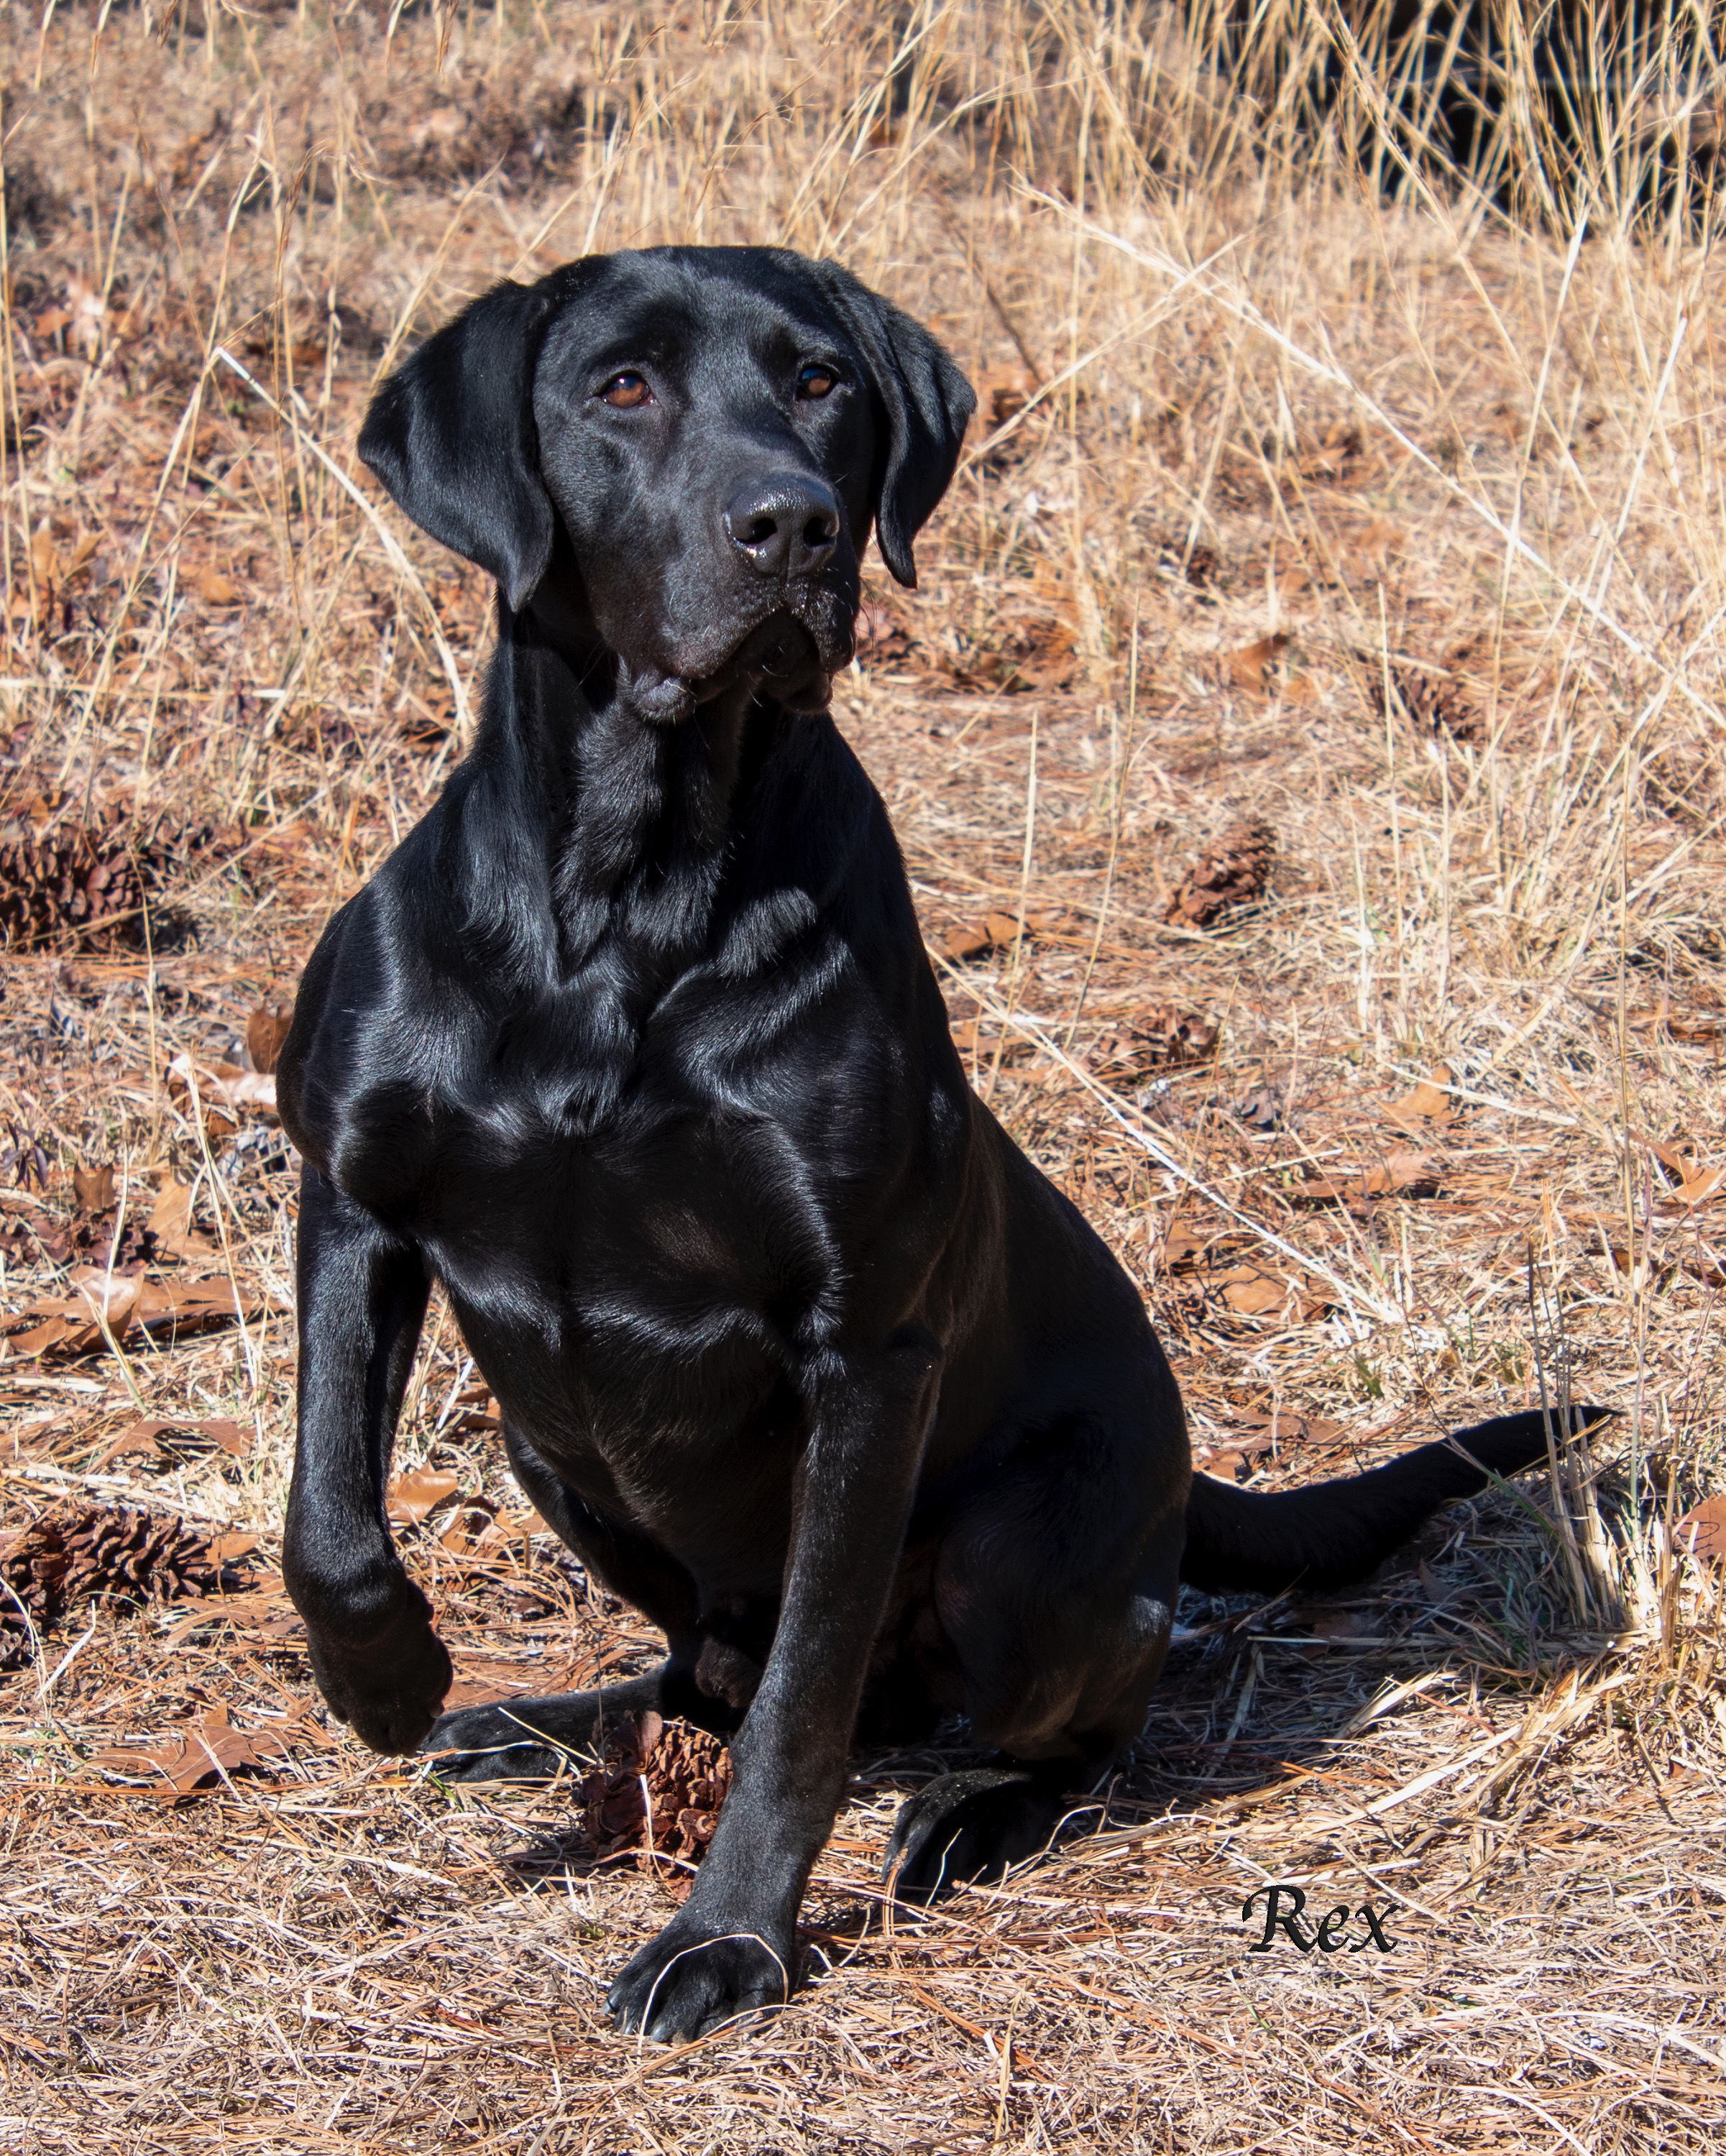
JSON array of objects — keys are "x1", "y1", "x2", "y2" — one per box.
[{"x1": 0, "y1": 2, "x2": 1722, "y2": 2150}]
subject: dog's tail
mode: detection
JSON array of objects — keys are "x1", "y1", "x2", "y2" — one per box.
[{"x1": 1179, "y1": 1406, "x2": 1614, "y2": 1596}]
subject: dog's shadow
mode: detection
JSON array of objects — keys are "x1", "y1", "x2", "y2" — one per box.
[
  {"x1": 491, "y1": 1482, "x2": 1603, "y2": 1906},
  {"x1": 849, "y1": 1479, "x2": 1610, "y2": 1880}
]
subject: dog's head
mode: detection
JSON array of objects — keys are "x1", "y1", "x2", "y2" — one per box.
[{"x1": 358, "y1": 247, "x2": 975, "y2": 719}]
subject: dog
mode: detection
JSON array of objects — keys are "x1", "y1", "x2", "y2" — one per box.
[{"x1": 276, "y1": 244, "x2": 1605, "y2": 2043}]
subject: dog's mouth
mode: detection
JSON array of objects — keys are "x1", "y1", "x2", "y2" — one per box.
[
  {"x1": 718, "y1": 612, "x2": 832, "y2": 707},
  {"x1": 629, "y1": 594, "x2": 854, "y2": 723}
]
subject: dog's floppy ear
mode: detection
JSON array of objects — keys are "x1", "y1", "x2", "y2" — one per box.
[
  {"x1": 359, "y1": 273, "x2": 574, "y2": 611},
  {"x1": 817, "y1": 263, "x2": 976, "y2": 589}
]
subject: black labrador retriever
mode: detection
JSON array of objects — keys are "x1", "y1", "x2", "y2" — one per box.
[{"x1": 276, "y1": 245, "x2": 1603, "y2": 2042}]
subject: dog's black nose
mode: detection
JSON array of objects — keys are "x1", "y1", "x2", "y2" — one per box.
[{"x1": 723, "y1": 476, "x2": 841, "y2": 579}]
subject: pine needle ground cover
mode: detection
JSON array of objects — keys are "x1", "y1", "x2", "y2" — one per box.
[{"x1": 0, "y1": 6, "x2": 1722, "y2": 2150}]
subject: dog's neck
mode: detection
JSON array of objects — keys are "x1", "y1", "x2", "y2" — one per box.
[{"x1": 452, "y1": 596, "x2": 799, "y2": 998}]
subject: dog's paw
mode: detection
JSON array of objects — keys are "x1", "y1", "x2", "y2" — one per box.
[
  {"x1": 419, "y1": 1700, "x2": 572, "y2": 1784},
  {"x1": 307, "y1": 1593, "x2": 452, "y2": 1756},
  {"x1": 883, "y1": 1766, "x2": 1068, "y2": 1904},
  {"x1": 606, "y1": 1912, "x2": 793, "y2": 2043}
]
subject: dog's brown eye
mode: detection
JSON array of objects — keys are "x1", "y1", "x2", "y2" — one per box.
[
  {"x1": 797, "y1": 364, "x2": 838, "y2": 400},
  {"x1": 601, "y1": 373, "x2": 651, "y2": 408}
]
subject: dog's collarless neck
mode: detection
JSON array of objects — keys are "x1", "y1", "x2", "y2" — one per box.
[{"x1": 456, "y1": 609, "x2": 803, "y2": 990}]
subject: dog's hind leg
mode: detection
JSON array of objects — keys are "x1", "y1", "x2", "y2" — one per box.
[{"x1": 886, "y1": 1405, "x2": 1187, "y2": 1902}]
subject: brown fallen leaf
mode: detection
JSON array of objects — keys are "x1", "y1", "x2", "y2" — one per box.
[
  {"x1": 975, "y1": 363, "x2": 1037, "y2": 426},
  {"x1": 1291, "y1": 1152, "x2": 1439, "y2": 1206},
  {"x1": 245, "y1": 1000, "x2": 295, "y2": 1074},
  {"x1": 1218, "y1": 1266, "x2": 1290, "y2": 1316},
  {"x1": 99, "y1": 1416, "x2": 250, "y2": 1466},
  {"x1": 208, "y1": 1532, "x2": 262, "y2": 1562},
  {"x1": 436, "y1": 1494, "x2": 501, "y2": 1554},
  {"x1": 1298, "y1": 420, "x2": 1364, "y2": 481},
  {"x1": 189, "y1": 566, "x2": 241, "y2": 607},
  {"x1": 1644, "y1": 1135, "x2": 1700, "y2": 1183},
  {"x1": 165, "y1": 1053, "x2": 277, "y2": 1120},
  {"x1": 72, "y1": 1163, "x2": 116, "y2": 1210},
  {"x1": 1225, "y1": 1406, "x2": 1349, "y2": 1450},
  {"x1": 147, "y1": 1177, "x2": 204, "y2": 1258},
  {"x1": 1575, "y1": 1215, "x2": 1726, "y2": 1290},
  {"x1": 1158, "y1": 1222, "x2": 1213, "y2": 1273},
  {"x1": 1675, "y1": 1495, "x2": 1726, "y2": 1565},
  {"x1": 1227, "y1": 631, "x2": 1290, "y2": 696},
  {"x1": 1671, "y1": 1164, "x2": 1726, "y2": 1210},
  {"x1": 1387, "y1": 1065, "x2": 1455, "y2": 1125},
  {"x1": 1349, "y1": 516, "x2": 1403, "y2": 565},
  {"x1": 940, "y1": 908, "x2": 1066, "y2": 963},
  {"x1": 92, "y1": 1703, "x2": 304, "y2": 1798},
  {"x1": 1, "y1": 1273, "x2": 275, "y2": 1363},
  {"x1": 387, "y1": 1468, "x2": 462, "y2": 1524}
]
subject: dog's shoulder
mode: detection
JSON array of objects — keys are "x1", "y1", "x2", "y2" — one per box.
[{"x1": 275, "y1": 808, "x2": 487, "y2": 1192}]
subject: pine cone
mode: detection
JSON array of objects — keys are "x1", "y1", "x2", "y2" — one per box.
[
  {"x1": 1163, "y1": 819, "x2": 1277, "y2": 929},
  {"x1": 0, "y1": 1503, "x2": 248, "y2": 1666},
  {"x1": 1375, "y1": 664, "x2": 1483, "y2": 747},
  {"x1": 579, "y1": 1710, "x2": 733, "y2": 1887},
  {"x1": 1090, "y1": 1005, "x2": 1220, "y2": 1084},
  {"x1": 0, "y1": 803, "x2": 224, "y2": 952}
]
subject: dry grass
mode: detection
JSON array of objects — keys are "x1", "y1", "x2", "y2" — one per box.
[{"x1": 1, "y1": 1, "x2": 1725, "y2": 2148}]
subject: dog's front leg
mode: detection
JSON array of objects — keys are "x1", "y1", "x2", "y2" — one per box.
[
  {"x1": 606, "y1": 1330, "x2": 941, "y2": 2043},
  {"x1": 283, "y1": 1165, "x2": 451, "y2": 1753}
]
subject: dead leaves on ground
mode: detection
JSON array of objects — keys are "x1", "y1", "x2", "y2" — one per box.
[
  {"x1": 1192, "y1": 1404, "x2": 1350, "y2": 1483},
  {"x1": 855, "y1": 579, "x2": 1083, "y2": 694},
  {"x1": 1160, "y1": 1222, "x2": 1330, "y2": 1323},
  {"x1": 386, "y1": 1468, "x2": 545, "y2": 1561},
  {"x1": 1676, "y1": 1496, "x2": 1726, "y2": 1565},
  {"x1": 386, "y1": 1466, "x2": 462, "y2": 1524},
  {"x1": 1226, "y1": 631, "x2": 1291, "y2": 697},
  {"x1": 1387, "y1": 1067, "x2": 1459, "y2": 1128},
  {"x1": 96, "y1": 1414, "x2": 250, "y2": 1468},
  {"x1": 92, "y1": 1703, "x2": 333, "y2": 1800},
  {"x1": 4, "y1": 1169, "x2": 217, "y2": 1276},
  {"x1": 942, "y1": 907, "x2": 1070, "y2": 962},
  {"x1": 245, "y1": 1000, "x2": 295, "y2": 1074},
  {"x1": 164, "y1": 1052, "x2": 277, "y2": 1134},
  {"x1": 1291, "y1": 1150, "x2": 1441, "y2": 1208},
  {"x1": 186, "y1": 566, "x2": 242, "y2": 608},
  {"x1": 1581, "y1": 1141, "x2": 1726, "y2": 1288},
  {"x1": 1, "y1": 1268, "x2": 277, "y2": 1363}
]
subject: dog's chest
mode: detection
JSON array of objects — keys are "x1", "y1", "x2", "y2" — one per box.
[
  {"x1": 403, "y1": 1046, "x2": 845, "y2": 1519},
  {"x1": 416, "y1": 1082, "x2": 815, "y2": 1309}
]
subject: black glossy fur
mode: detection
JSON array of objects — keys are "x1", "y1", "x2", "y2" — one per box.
[{"x1": 277, "y1": 245, "x2": 1606, "y2": 2043}]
